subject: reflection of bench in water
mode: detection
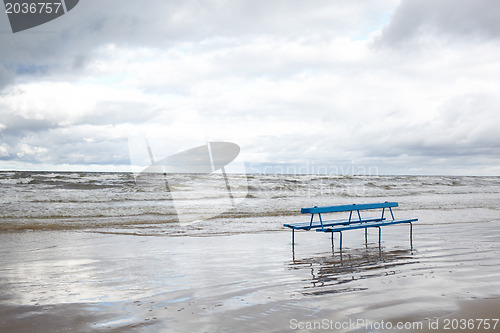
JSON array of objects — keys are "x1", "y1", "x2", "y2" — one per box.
[
  {"x1": 288, "y1": 248, "x2": 416, "y2": 296},
  {"x1": 283, "y1": 202, "x2": 418, "y2": 250}
]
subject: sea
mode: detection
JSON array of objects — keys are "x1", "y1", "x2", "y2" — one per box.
[{"x1": 1, "y1": 171, "x2": 500, "y2": 235}]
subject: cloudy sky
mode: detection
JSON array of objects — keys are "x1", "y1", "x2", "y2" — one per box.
[{"x1": 1, "y1": 0, "x2": 500, "y2": 175}]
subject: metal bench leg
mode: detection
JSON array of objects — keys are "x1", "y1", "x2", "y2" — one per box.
[
  {"x1": 410, "y1": 222, "x2": 413, "y2": 250},
  {"x1": 365, "y1": 228, "x2": 368, "y2": 246},
  {"x1": 340, "y1": 231, "x2": 343, "y2": 251},
  {"x1": 292, "y1": 229, "x2": 295, "y2": 245},
  {"x1": 339, "y1": 233, "x2": 343, "y2": 261},
  {"x1": 377, "y1": 226, "x2": 381, "y2": 248}
]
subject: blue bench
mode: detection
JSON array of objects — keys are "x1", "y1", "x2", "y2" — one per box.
[{"x1": 283, "y1": 201, "x2": 417, "y2": 250}]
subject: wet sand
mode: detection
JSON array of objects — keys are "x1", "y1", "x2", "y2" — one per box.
[
  {"x1": 416, "y1": 298, "x2": 500, "y2": 333},
  {"x1": 1, "y1": 219, "x2": 500, "y2": 332}
]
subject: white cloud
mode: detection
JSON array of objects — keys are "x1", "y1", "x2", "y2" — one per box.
[{"x1": 377, "y1": 0, "x2": 500, "y2": 47}]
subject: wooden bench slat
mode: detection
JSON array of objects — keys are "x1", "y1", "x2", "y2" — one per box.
[
  {"x1": 283, "y1": 217, "x2": 385, "y2": 230},
  {"x1": 316, "y1": 218, "x2": 418, "y2": 233},
  {"x1": 301, "y1": 202, "x2": 398, "y2": 214}
]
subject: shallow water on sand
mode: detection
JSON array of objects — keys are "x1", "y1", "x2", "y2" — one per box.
[{"x1": 1, "y1": 219, "x2": 500, "y2": 332}]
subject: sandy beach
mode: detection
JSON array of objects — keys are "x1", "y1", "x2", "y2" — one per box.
[{"x1": 1, "y1": 220, "x2": 500, "y2": 332}]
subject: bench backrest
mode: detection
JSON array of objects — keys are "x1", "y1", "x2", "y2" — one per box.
[{"x1": 301, "y1": 202, "x2": 398, "y2": 214}]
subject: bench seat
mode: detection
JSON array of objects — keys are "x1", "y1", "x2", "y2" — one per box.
[
  {"x1": 317, "y1": 217, "x2": 418, "y2": 250},
  {"x1": 283, "y1": 217, "x2": 385, "y2": 231},
  {"x1": 317, "y1": 218, "x2": 418, "y2": 233}
]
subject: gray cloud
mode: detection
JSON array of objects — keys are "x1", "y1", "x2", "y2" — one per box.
[
  {"x1": 0, "y1": 123, "x2": 129, "y2": 165},
  {"x1": 0, "y1": 97, "x2": 149, "y2": 165},
  {"x1": 0, "y1": 0, "x2": 395, "y2": 105},
  {"x1": 0, "y1": 65, "x2": 14, "y2": 90},
  {"x1": 1, "y1": 0, "x2": 389, "y2": 73},
  {"x1": 352, "y1": 93, "x2": 500, "y2": 161},
  {"x1": 378, "y1": 0, "x2": 500, "y2": 46},
  {"x1": 1, "y1": 113, "x2": 57, "y2": 132}
]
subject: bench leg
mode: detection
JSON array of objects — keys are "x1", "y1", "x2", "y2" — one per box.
[
  {"x1": 292, "y1": 229, "x2": 295, "y2": 245},
  {"x1": 377, "y1": 226, "x2": 381, "y2": 248},
  {"x1": 410, "y1": 222, "x2": 413, "y2": 250},
  {"x1": 340, "y1": 231, "x2": 343, "y2": 251},
  {"x1": 365, "y1": 228, "x2": 368, "y2": 246}
]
